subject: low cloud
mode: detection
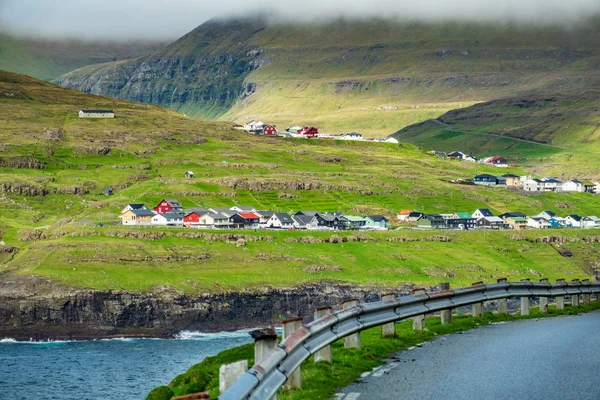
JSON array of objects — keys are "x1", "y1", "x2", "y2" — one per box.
[{"x1": 1, "y1": 0, "x2": 599, "y2": 40}]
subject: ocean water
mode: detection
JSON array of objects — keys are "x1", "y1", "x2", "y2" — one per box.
[{"x1": 0, "y1": 331, "x2": 253, "y2": 400}]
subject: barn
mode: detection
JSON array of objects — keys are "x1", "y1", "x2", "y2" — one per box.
[
  {"x1": 79, "y1": 110, "x2": 115, "y2": 119},
  {"x1": 298, "y1": 127, "x2": 319, "y2": 138},
  {"x1": 263, "y1": 125, "x2": 277, "y2": 136}
]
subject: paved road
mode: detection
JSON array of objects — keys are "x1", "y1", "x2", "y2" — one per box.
[{"x1": 337, "y1": 311, "x2": 600, "y2": 400}]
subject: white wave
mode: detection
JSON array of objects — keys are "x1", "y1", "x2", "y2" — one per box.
[
  {"x1": 0, "y1": 338, "x2": 74, "y2": 345},
  {"x1": 176, "y1": 327, "x2": 283, "y2": 341},
  {"x1": 0, "y1": 338, "x2": 17, "y2": 343}
]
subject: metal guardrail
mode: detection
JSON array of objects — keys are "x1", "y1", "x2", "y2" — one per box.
[{"x1": 220, "y1": 280, "x2": 600, "y2": 400}]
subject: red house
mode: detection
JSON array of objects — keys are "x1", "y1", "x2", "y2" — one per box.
[
  {"x1": 154, "y1": 199, "x2": 183, "y2": 214},
  {"x1": 263, "y1": 125, "x2": 277, "y2": 136},
  {"x1": 183, "y1": 212, "x2": 202, "y2": 227},
  {"x1": 298, "y1": 127, "x2": 319, "y2": 138}
]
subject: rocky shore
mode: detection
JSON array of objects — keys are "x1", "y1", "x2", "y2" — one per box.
[{"x1": 0, "y1": 274, "x2": 410, "y2": 341}]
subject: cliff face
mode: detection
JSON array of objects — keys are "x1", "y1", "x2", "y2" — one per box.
[
  {"x1": 0, "y1": 275, "x2": 400, "y2": 340},
  {"x1": 54, "y1": 18, "x2": 265, "y2": 119}
]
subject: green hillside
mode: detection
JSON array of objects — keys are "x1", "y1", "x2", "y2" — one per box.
[
  {"x1": 393, "y1": 90, "x2": 600, "y2": 178},
  {"x1": 1, "y1": 71, "x2": 599, "y2": 293},
  {"x1": 0, "y1": 33, "x2": 166, "y2": 81},
  {"x1": 55, "y1": 16, "x2": 600, "y2": 137}
]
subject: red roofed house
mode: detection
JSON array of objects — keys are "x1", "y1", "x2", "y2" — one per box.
[
  {"x1": 183, "y1": 212, "x2": 204, "y2": 227},
  {"x1": 397, "y1": 210, "x2": 412, "y2": 221},
  {"x1": 154, "y1": 199, "x2": 183, "y2": 214},
  {"x1": 297, "y1": 127, "x2": 319, "y2": 138},
  {"x1": 263, "y1": 125, "x2": 277, "y2": 136},
  {"x1": 229, "y1": 212, "x2": 261, "y2": 229},
  {"x1": 487, "y1": 156, "x2": 509, "y2": 167}
]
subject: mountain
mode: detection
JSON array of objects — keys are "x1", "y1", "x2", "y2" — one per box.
[
  {"x1": 0, "y1": 33, "x2": 167, "y2": 81},
  {"x1": 55, "y1": 16, "x2": 600, "y2": 135}
]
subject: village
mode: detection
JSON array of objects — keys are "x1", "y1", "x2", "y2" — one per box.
[
  {"x1": 472, "y1": 173, "x2": 600, "y2": 194},
  {"x1": 119, "y1": 199, "x2": 600, "y2": 231},
  {"x1": 241, "y1": 121, "x2": 399, "y2": 143}
]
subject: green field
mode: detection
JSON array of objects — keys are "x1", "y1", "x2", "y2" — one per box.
[{"x1": 1, "y1": 70, "x2": 599, "y2": 293}]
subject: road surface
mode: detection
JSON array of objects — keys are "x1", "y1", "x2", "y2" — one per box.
[{"x1": 336, "y1": 311, "x2": 600, "y2": 400}]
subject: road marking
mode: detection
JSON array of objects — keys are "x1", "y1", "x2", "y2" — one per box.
[{"x1": 346, "y1": 393, "x2": 361, "y2": 400}]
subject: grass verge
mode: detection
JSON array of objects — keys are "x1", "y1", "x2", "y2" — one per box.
[{"x1": 147, "y1": 301, "x2": 600, "y2": 399}]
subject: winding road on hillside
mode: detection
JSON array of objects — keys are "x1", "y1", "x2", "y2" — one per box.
[
  {"x1": 429, "y1": 119, "x2": 600, "y2": 155},
  {"x1": 336, "y1": 311, "x2": 600, "y2": 400}
]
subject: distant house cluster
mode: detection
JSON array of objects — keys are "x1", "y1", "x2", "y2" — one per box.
[
  {"x1": 120, "y1": 200, "x2": 390, "y2": 230},
  {"x1": 397, "y1": 208, "x2": 600, "y2": 230},
  {"x1": 433, "y1": 152, "x2": 512, "y2": 167},
  {"x1": 473, "y1": 174, "x2": 600, "y2": 194},
  {"x1": 241, "y1": 121, "x2": 399, "y2": 143}
]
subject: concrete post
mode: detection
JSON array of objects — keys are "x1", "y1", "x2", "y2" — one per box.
[
  {"x1": 539, "y1": 278, "x2": 549, "y2": 313},
  {"x1": 571, "y1": 279, "x2": 580, "y2": 307},
  {"x1": 250, "y1": 328, "x2": 279, "y2": 400},
  {"x1": 497, "y1": 278, "x2": 508, "y2": 314},
  {"x1": 342, "y1": 299, "x2": 361, "y2": 349},
  {"x1": 439, "y1": 282, "x2": 452, "y2": 325},
  {"x1": 582, "y1": 279, "x2": 591, "y2": 304},
  {"x1": 251, "y1": 327, "x2": 278, "y2": 364},
  {"x1": 220, "y1": 360, "x2": 248, "y2": 394},
  {"x1": 471, "y1": 282, "x2": 484, "y2": 318},
  {"x1": 314, "y1": 306, "x2": 333, "y2": 363},
  {"x1": 412, "y1": 288, "x2": 427, "y2": 330},
  {"x1": 282, "y1": 318, "x2": 303, "y2": 391},
  {"x1": 520, "y1": 278, "x2": 531, "y2": 316},
  {"x1": 381, "y1": 293, "x2": 397, "y2": 337},
  {"x1": 596, "y1": 277, "x2": 600, "y2": 302},
  {"x1": 556, "y1": 279, "x2": 565, "y2": 310}
]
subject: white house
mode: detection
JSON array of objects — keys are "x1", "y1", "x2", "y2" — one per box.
[
  {"x1": 79, "y1": 109, "x2": 115, "y2": 119},
  {"x1": 151, "y1": 212, "x2": 184, "y2": 226},
  {"x1": 523, "y1": 178, "x2": 543, "y2": 192},
  {"x1": 472, "y1": 208, "x2": 494, "y2": 219},
  {"x1": 565, "y1": 215, "x2": 582, "y2": 228},
  {"x1": 527, "y1": 217, "x2": 549, "y2": 229},
  {"x1": 121, "y1": 203, "x2": 149, "y2": 215},
  {"x1": 540, "y1": 177, "x2": 562, "y2": 192},
  {"x1": 535, "y1": 211, "x2": 557, "y2": 220},
  {"x1": 594, "y1": 182, "x2": 600, "y2": 194},
  {"x1": 267, "y1": 213, "x2": 295, "y2": 229},
  {"x1": 198, "y1": 213, "x2": 230, "y2": 228},
  {"x1": 582, "y1": 216, "x2": 600, "y2": 229},
  {"x1": 337, "y1": 132, "x2": 363, "y2": 141},
  {"x1": 561, "y1": 180, "x2": 585, "y2": 192}
]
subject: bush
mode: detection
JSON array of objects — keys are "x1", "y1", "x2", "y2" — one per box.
[{"x1": 146, "y1": 386, "x2": 174, "y2": 400}]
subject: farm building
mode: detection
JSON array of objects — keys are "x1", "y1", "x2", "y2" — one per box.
[
  {"x1": 79, "y1": 109, "x2": 115, "y2": 119},
  {"x1": 185, "y1": 171, "x2": 195, "y2": 178},
  {"x1": 263, "y1": 125, "x2": 277, "y2": 136}
]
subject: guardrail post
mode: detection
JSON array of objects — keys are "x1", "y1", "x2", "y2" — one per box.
[
  {"x1": 471, "y1": 282, "x2": 484, "y2": 318},
  {"x1": 596, "y1": 277, "x2": 600, "y2": 302},
  {"x1": 582, "y1": 279, "x2": 591, "y2": 304},
  {"x1": 314, "y1": 306, "x2": 333, "y2": 363},
  {"x1": 571, "y1": 279, "x2": 580, "y2": 307},
  {"x1": 381, "y1": 293, "x2": 397, "y2": 337},
  {"x1": 497, "y1": 278, "x2": 508, "y2": 314},
  {"x1": 220, "y1": 360, "x2": 248, "y2": 395},
  {"x1": 342, "y1": 299, "x2": 361, "y2": 349},
  {"x1": 251, "y1": 327, "x2": 278, "y2": 364},
  {"x1": 539, "y1": 278, "x2": 549, "y2": 313},
  {"x1": 440, "y1": 282, "x2": 452, "y2": 324},
  {"x1": 556, "y1": 279, "x2": 565, "y2": 310},
  {"x1": 520, "y1": 278, "x2": 531, "y2": 316},
  {"x1": 282, "y1": 318, "x2": 303, "y2": 391},
  {"x1": 412, "y1": 288, "x2": 427, "y2": 330}
]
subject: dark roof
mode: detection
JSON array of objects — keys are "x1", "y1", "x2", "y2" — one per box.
[
  {"x1": 156, "y1": 212, "x2": 183, "y2": 219},
  {"x1": 367, "y1": 215, "x2": 389, "y2": 222},
  {"x1": 130, "y1": 209, "x2": 155, "y2": 216},
  {"x1": 408, "y1": 211, "x2": 423, "y2": 218},
  {"x1": 541, "y1": 210, "x2": 557, "y2": 217},
  {"x1": 499, "y1": 212, "x2": 527, "y2": 219},
  {"x1": 254, "y1": 210, "x2": 274, "y2": 218},
  {"x1": 184, "y1": 207, "x2": 207, "y2": 214},
  {"x1": 80, "y1": 109, "x2": 114, "y2": 113},
  {"x1": 295, "y1": 210, "x2": 319, "y2": 217},
  {"x1": 475, "y1": 209, "x2": 494, "y2": 217},
  {"x1": 502, "y1": 174, "x2": 519, "y2": 178},
  {"x1": 292, "y1": 215, "x2": 313, "y2": 225},
  {"x1": 231, "y1": 206, "x2": 255, "y2": 212},
  {"x1": 210, "y1": 208, "x2": 236, "y2": 216},
  {"x1": 128, "y1": 203, "x2": 146, "y2": 210},
  {"x1": 568, "y1": 214, "x2": 582, "y2": 221},
  {"x1": 160, "y1": 199, "x2": 182, "y2": 209},
  {"x1": 274, "y1": 213, "x2": 294, "y2": 223},
  {"x1": 423, "y1": 214, "x2": 445, "y2": 223},
  {"x1": 475, "y1": 174, "x2": 498, "y2": 179}
]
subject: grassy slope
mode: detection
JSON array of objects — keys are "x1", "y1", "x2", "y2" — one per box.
[
  {"x1": 56, "y1": 17, "x2": 600, "y2": 136},
  {"x1": 148, "y1": 303, "x2": 600, "y2": 400},
  {"x1": 393, "y1": 90, "x2": 600, "y2": 178},
  {"x1": 1, "y1": 71, "x2": 599, "y2": 293},
  {"x1": 0, "y1": 33, "x2": 166, "y2": 81}
]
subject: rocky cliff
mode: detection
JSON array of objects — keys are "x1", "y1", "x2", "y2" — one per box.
[{"x1": 0, "y1": 274, "x2": 405, "y2": 340}]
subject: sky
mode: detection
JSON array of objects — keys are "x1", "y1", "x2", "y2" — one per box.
[{"x1": 0, "y1": 0, "x2": 599, "y2": 40}]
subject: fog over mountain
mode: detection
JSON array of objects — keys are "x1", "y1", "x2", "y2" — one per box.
[{"x1": 0, "y1": 0, "x2": 599, "y2": 40}]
